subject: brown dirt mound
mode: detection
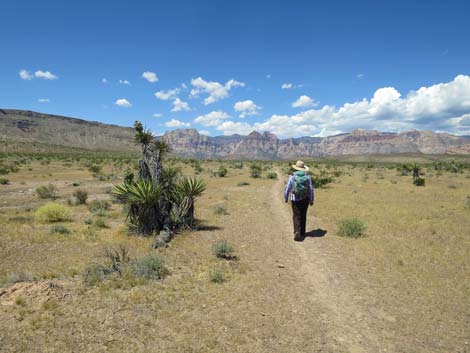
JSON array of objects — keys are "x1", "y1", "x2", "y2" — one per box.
[{"x1": 0, "y1": 280, "x2": 72, "y2": 307}]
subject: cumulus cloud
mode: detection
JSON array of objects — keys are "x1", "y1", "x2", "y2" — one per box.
[
  {"x1": 214, "y1": 75, "x2": 470, "y2": 137},
  {"x1": 19, "y1": 70, "x2": 33, "y2": 80},
  {"x1": 142, "y1": 71, "x2": 158, "y2": 83},
  {"x1": 195, "y1": 111, "x2": 231, "y2": 127},
  {"x1": 20, "y1": 69, "x2": 58, "y2": 80},
  {"x1": 171, "y1": 98, "x2": 190, "y2": 112},
  {"x1": 234, "y1": 100, "x2": 261, "y2": 118},
  {"x1": 37, "y1": 98, "x2": 50, "y2": 103},
  {"x1": 216, "y1": 121, "x2": 252, "y2": 135},
  {"x1": 115, "y1": 98, "x2": 132, "y2": 107},
  {"x1": 190, "y1": 77, "x2": 245, "y2": 105},
  {"x1": 165, "y1": 119, "x2": 190, "y2": 128},
  {"x1": 281, "y1": 83, "x2": 303, "y2": 89},
  {"x1": 292, "y1": 95, "x2": 318, "y2": 108},
  {"x1": 154, "y1": 88, "x2": 180, "y2": 100},
  {"x1": 198, "y1": 130, "x2": 210, "y2": 135},
  {"x1": 119, "y1": 79, "x2": 131, "y2": 86},
  {"x1": 35, "y1": 70, "x2": 58, "y2": 80}
]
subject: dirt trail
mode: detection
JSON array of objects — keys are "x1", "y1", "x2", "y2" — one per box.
[{"x1": 269, "y1": 174, "x2": 396, "y2": 353}]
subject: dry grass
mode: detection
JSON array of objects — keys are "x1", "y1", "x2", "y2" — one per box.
[{"x1": 0, "y1": 157, "x2": 469, "y2": 352}]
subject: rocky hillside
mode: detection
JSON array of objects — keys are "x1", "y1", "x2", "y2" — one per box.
[
  {"x1": 0, "y1": 109, "x2": 138, "y2": 152},
  {"x1": 1, "y1": 109, "x2": 469, "y2": 158},
  {"x1": 162, "y1": 128, "x2": 470, "y2": 159}
]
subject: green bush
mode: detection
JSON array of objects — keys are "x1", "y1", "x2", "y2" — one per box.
[
  {"x1": 413, "y1": 177, "x2": 425, "y2": 186},
  {"x1": 217, "y1": 166, "x2": 228, "y2": 177},
  {"x1": 88, "y1": 164, "x2": 102, "y2": 174},
  {"x1": 337, "y1": 218, "x2": 366, "y2": 238},
  {"x1": 312, "y1": 175, "x2": 333, "y2": 188},
  {"x1": 214, "y1": 203, "x2": 228, "y2": 215},
  {"x1": 212, "y1": 240, "x2": 236, "y2": 259},
  {"x1": 250, "y1": 164, "x2": 262, "y2": 178},
  {"x1": 130, "y1": 254, "x2": 169, "y2": 280},
  {"x1": 73, "y1": 189, "x2": 88, "y2": 204},
  {"x1": 94, "y1": 218, "x2": 108, "y2": 228},
  {"x1": 0, "y1": 177, "x2": 9, "y2": 185},
  {"x1": 35, "y1": 203, "x2": 71, "y2": 223},
  {"x1": 237, "y1": 181, "x2": 250, "y2": 186},
  {"x1": 36, "y1": 184, "x2": 57, "y2": 199},
  {"x1": 50, "y1": 224, "x2": 71, "y2": 234},
  {"x1": 88, "y1": 199, "x2": 111, "y2": 213},
  {"x1": 209, "y1": 270, "x2": 225, "y2": 283},
  {"x1": 266, "y1": 171, "x2": 278, "y2": 180}
]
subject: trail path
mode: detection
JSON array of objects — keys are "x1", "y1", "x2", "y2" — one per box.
[{"x1": 265, "y1": 174, "x2": 396, "y2": 352}]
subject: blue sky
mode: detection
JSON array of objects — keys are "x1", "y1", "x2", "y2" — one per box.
[{"x1": 1, "y1": 0, "x2": 470, "y2": 137}]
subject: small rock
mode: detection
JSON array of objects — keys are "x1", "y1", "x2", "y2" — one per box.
[{"x1": 277, "y1": 264, "x2": 285, "y2": 268}]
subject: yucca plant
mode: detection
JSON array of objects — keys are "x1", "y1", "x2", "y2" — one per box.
[
  {"x1": 113, "y1": 179, "x2": 163, "y2": 235},
  {"x1": 171, "y1": 177, "x2": 206, "y2": 229}
]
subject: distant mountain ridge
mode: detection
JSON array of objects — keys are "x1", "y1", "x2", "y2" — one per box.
[{"x1": 1, "y1": 109, "x2": 469, "y2": 158}]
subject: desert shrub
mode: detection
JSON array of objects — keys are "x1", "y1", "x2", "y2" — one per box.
[
  {"x1": 337, "y1": 218, "x2": 366, "y2": 238},
  {"x1": 214, "y1": 203, "x2": 228, "y2": 215},
  {"x1": 36, "y1": 184, "x2": 57, "y2": 199},
  {"x1": 84, "y1": 218, "x2": 93, "y2": 225},
  {"x1": 209, "y1": 270, "x2": 225, "y2": 283},
  {"x1": 217, "y1": 165, "x2": 228, "y2": 177},
  {"x1": 88, "y1": 164, "x2": 102, "y2": 175},
  {"x1": 83, "y1": 265, "x2": 113, "y2": 286},
  {"x1": 73, "y1": 189, "x2": 88, "y2": 204},
  {"x1": 237, "y1": 181, "x2": 250, "y2": 186},
  {"x1": 212, "y1": 240, "x2": 235, "y2": 259},
  {"x1": 129, "y1": 254, "x2": 169, "y2": 280},
  {"x1": 413, "y1": 177, "x2": 425, "y2": 186},
  {"x1": 312, "y1": 175, "x2": 333, "y2": 188},
  {"x1": 123, "y1": 168, "x2": 134, "y2": 184},
  {"x1": 103, "y1": 246, "x2": 131, "y2": 274},
  {"x1": 88, "y1": 199, "x2": 111, "y2": 213},
  {"x1": 0, "y1": 166, "x2": 9, "y2": 175},
  {"x1": 72, "y1": 182, "x2": 80, "y2": 187},
  {"x1": 95, "y1": 218, "x2": 108, "y2": 228},
  {"x1": 35, "y1": 203, "x2": 71, "y2": 223},
  {"x1": 266, "y1": 171, "x2": 278, "y2": 180},
  {"x1": 50, "y1": 224, "x2": 71, "y2": 234},
  {"x1": 6, "y1": 271, "x2": 38, "y2": 285},
  {"x1": 0, "y1": 177, "x2": 9, "y2": 185},
  {"x1": 232, "y1": 162, "x2": 243, "y2": 169},
  {"x1": 250, "y1": 164, "x2": 262, "y2": 178}
]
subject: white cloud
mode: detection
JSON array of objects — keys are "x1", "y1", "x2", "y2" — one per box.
[
  {"x1": 214, "y1": 75, "x2": 470, "y2": 137},
  {"x1": 199, "y1": 130, "x2": 210, "y2": 135},
  {"x1": 35, "y1": 70, "x2": 58, "y2": 80},
  {"x1": 190, "y1": 77, "x2": 245, "y2": 105},
  {"x1": 142, "y1": 71, "x2": 158, "y2": 83},
  {"x1": 281, "y1": 83, "x2": 293, "y2": 89},
  {"x1": 171, "y1": 98, "x2": 190, "y2": 112},
  {"x1": 154, "y1": 88, "x2": 180, "y2": 100},
  {"x1": 37, "y1": 98, "x2": 50, "y2": 103},
  {"x1": 19, "y1": 70, "x2": 33, "y2": 80},
  {"x1": 356, "y1": 73, "x2": 365, "y2": 79},
  {"x1": 101, "y1": 78, "x2": 108, "y2": 84},
  {"x1": 165, "y1": 119, "x2": 190, "y2": 128},
  {"x1": 153, "y1": 113, "x2": 162, "y2": 118},
  {"x1": 216, "y1": 121, "x2": 252, "y2": 135},
  {"x1": 119, "y1": 79, "x2": 131, "y2": 86},
  {"x1": 115, "y1": 98, "x2": 132, "y2": 107},
  {"x1": 234, "y1": 100, "x2": 261, "y2": 118},
  {"x1": 195, "y1": 111, "x2": 231, "y2": 127},
  {"x1": 292, "y1": 95, "x2": 318, "y2": 108}
]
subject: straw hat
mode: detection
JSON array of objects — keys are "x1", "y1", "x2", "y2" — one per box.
[{"x1": 292, "y1": 160, "x2": 309, "y2": 171}]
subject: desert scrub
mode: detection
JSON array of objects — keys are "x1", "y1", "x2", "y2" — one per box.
[
  {"x1": 36, "y1": 184, "x2": 57, "y2": 199},
  {"x1": 129, "y1": 254, "x2": 169, "y2": 280},
  {"x1": 73, "y1": 189, "x2": 88, "y2": 204},
  {"x1": 209, "y1": 270, "x2": 225, "y2": 283},
  {"x1": 237, "y1": 181, "x2": 250, "y2": 186},
  {"x1": 94, "y1": 218, "x2": 108, "y2": 228},
  {"x1": 88, "y1": 199, "x2": 111, "y2": 213},
  {"x1": 214, "y1": 203, "x2": 228, "y2": 215},
  {"x1": 5, "y1": 271, "x2": 38, "y2": 285},
  {"x1": 337, "y1": 218, "x2": 367, "y2": 238},
  {"x1": 250, "y1": 164, "x2": 262, "y2": 178},
  {"x1": 266, "y1": 171, "x2": 278, "y2": 180},
  {"x1": 217, "y1": 165, "x2": 228, "y2": 177},
  {"x1": 35, "y1": 203, "x2": 71, "y2": 223},
  {"x1": 0, "y1": 177, "x2": 9, "y2": 185},
  {"x1": 50, "y1": 224, "x2": 71, "y2": 234},
  {"x1": 212, "y1": 240, "x2": 236, "y2": 259},
  {"x1": 413, "y1": 177, "x2": 426, "y2": 186}
]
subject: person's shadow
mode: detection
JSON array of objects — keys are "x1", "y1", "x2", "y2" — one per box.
[{"x1": 299, "y1": 228, "x2": 327, "y2": 241}]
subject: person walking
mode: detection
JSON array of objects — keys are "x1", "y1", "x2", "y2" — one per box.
[{"x1": 284, "y1": 160, "x2": 314, "y2": 241}]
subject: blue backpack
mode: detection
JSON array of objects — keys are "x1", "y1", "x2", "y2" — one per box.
[{"x1": 292, "y1": 171, "x2": 309, "y2": 199}]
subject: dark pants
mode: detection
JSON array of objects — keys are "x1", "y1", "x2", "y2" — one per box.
[{"x1": 291, "y1": 198, "x2": 309, "y2": 236}]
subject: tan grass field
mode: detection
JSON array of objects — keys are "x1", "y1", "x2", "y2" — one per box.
[{"x1": 0, "y1": 157, "x2": 469, "y2": 352}]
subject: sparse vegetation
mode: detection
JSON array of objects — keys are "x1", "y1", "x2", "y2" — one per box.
[
  {"x1": 129, "y1": 254, "x2": 169, "y2": 280},
  {"x1": 36, "y1": 184, "x2": 57, "y2": 199},
  {"x1": 209, "y1": 270, "x2": 225, "y2": 283},
  {"x1": 250, "y1": 164, "x2": 262, "y2": 178},
  {"x1": 217, "y1": 165, "x2": 228, "y2": 177},
  {"x1": 337, "y1": 218, "x2": 367, "y2": 238},
  {"x1": 35, "y1": 203, "x2": 71, "y2": 223},
  {"x1": 237, "y1": 181, "x2": 250, "y2": 186},
  {"x1": 0, "y1": 177, "x2": 9, "y2": 185},
  {"x1": 88, "y1": 199, "x2": 111, "y2": 213},
  {"x1": 212, "y1": 240, "x2": 236, "y2": 259},
  {"x1": 73, "y1": 189, "x2": 88, "y2": 204},
  {"x1": 214, "y1": 203, "x2": 228, "y2": 215},
  {"x1": 413, "y1": 177, "x2": 426, "y2": 186},
  {"x1": 266, "y1": 171, "x2": 278, "y2": 179},
  {"x1": 50, "y1": 224, "x2": 71, "y2": 234}
]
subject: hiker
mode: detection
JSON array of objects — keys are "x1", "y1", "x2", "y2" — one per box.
[{"x1": 284, "y1": 160, "x2": 314, "y2": 241}]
